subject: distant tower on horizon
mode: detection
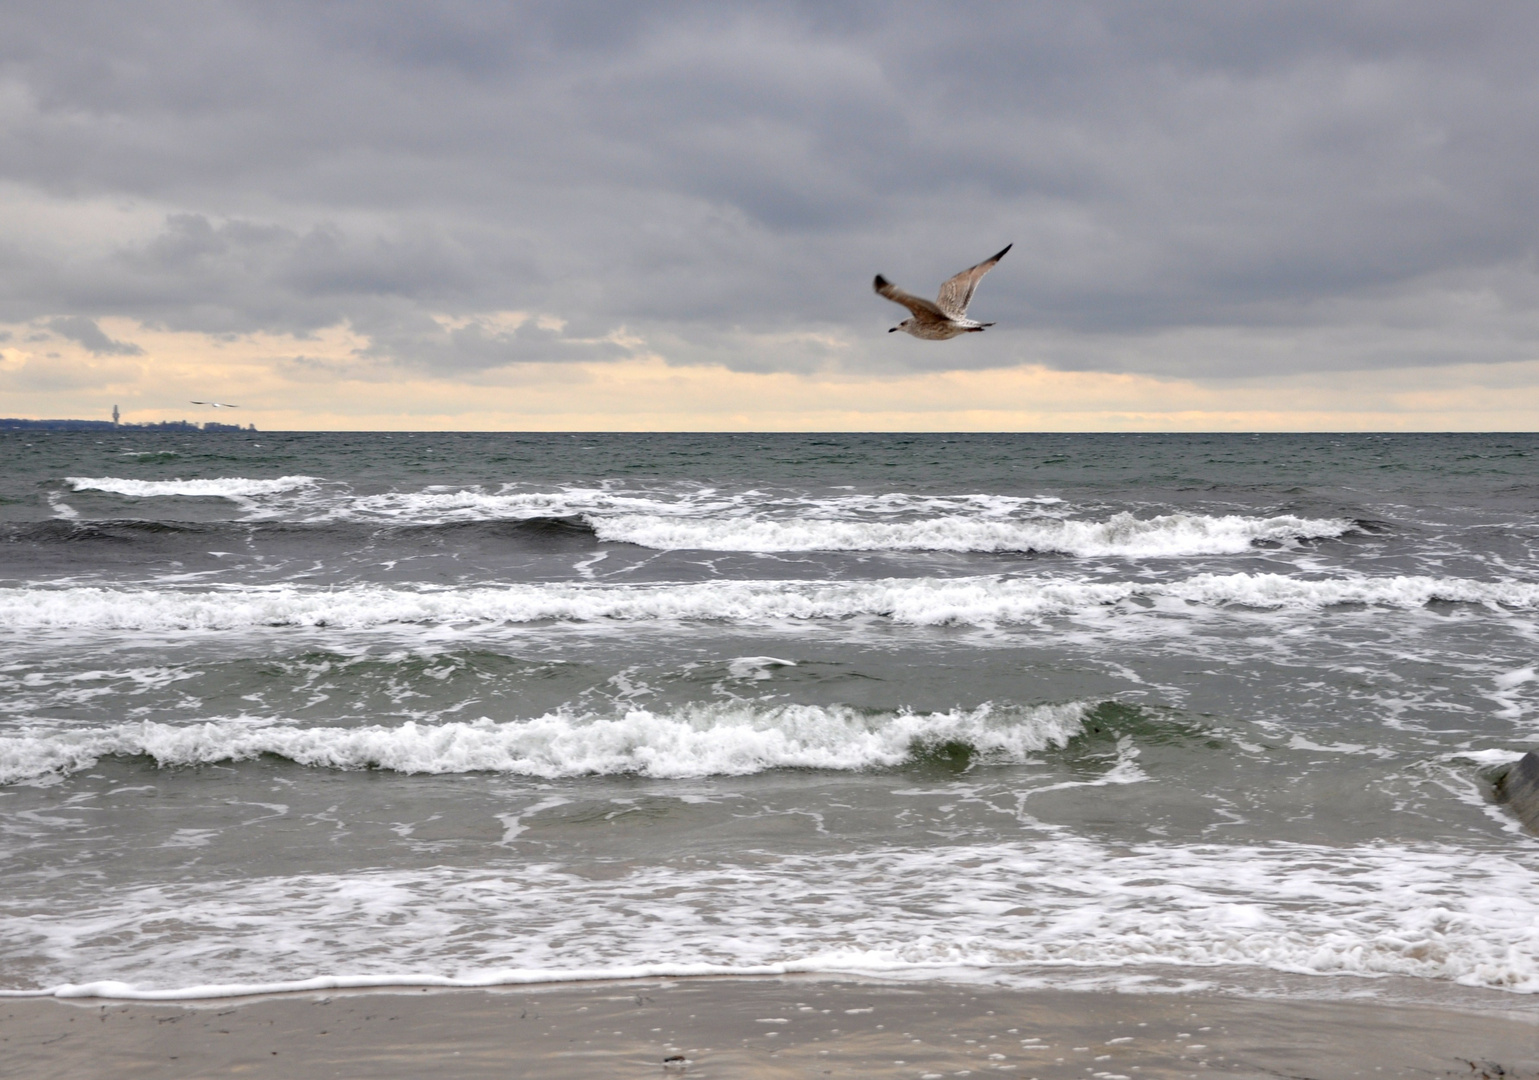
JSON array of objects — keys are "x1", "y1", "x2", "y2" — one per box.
[{"x1": 112, "y1": 404, "x2": 120, "y2": 425}]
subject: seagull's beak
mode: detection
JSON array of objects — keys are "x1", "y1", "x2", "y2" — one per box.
[{"x1": 888, "y1": 327, "x2": 898, "y2": 333}]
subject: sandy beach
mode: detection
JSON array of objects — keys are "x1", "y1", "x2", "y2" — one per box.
[{"x1": 3, "y1": 977, "x2": 1536, "y2": 1079}]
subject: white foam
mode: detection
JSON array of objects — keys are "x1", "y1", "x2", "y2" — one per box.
[
  {"x1": 591, "y1": 511, "x2": 1352, "y2": 556},
  {"x1": 727, "y1": 656, "x2": 798, "y2": 680},
  {"x1": 6, "y1": 837, "x2": 1536, "y2": 999},
  {"x1": 1495, "y1": 667, "x2": 1537, "y2": 690},
  {"x1": 45, "y1": 491, "x2": 79, "y2": 520},
  {"x1": 2, "y1": 573, "x2": 1535, "y2": 634},
  {"x1": 343, "y1": 488, "x2": 1068, "y2": 527},
  {"x1": 64, "y1": 476, "x2": 319, "y2": 499},
  {"x1": 1451, "y1": 749, "x2": 1530, "y2": 766},
  {"x1": 346, "y1": 485, "x2": 729, "y2": 522},
  {"x1": 1168, "y1": 573, "x2": 1539, "y2": 609},
  {"x1": 0, "y1": 702, "x2": 1090, "y2": 784}
]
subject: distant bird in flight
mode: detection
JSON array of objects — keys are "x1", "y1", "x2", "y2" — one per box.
[
  {"x1": 190, "y1": 401, "x2": 239, "y2": 408},
  {"x1": 874, "y1": 244, "x2": 1011, "y2": 339}
]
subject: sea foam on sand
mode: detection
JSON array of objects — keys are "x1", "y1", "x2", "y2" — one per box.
[{"x1": 2, "y1": 834, "x2": 1535, "y2": 1000}]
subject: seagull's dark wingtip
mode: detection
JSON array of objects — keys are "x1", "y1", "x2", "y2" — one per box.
[
  {"x1": 873, "y1": 274, "x2": 889, "y2": 292},
  {"x1": 992, "y1": 243, "x2": 1012, "y2": 262}
]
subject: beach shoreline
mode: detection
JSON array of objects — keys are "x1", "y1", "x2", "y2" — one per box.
[{"x1": 3, "y1": 975, "x2": 1536, "y2": 1079}]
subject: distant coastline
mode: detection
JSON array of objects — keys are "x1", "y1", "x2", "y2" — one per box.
[{"x1": 0, "y1": 418, "x2": 255, "y2": 432}]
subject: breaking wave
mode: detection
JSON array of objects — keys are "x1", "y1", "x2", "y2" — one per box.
[
  {"x1": 50, "y1": 476, "x2": 1353, "y2": 555},
  {"x1": 591, "y1": 511, "x2": 1353, "y2": 556},
  {"x1": 66, "y1": 476, "x2": 319, "y2": 499},
  {"x1": 2, "y1": 573, "x2": 1535, "y2": 633},
  {"x1": 0, "y1": 702, "x2": 1090, "y2": 784}
]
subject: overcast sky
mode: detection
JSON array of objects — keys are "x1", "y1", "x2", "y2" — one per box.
[{"x1": 4, "y1": 1, "x2": 1539, "y2": 429}]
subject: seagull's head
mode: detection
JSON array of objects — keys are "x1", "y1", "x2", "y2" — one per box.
[{"x1": 889, "y1": 319, "x2": 911, "y2": 334}]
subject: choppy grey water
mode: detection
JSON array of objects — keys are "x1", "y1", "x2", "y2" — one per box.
[{"x1": 1, "y1": 431, "x2": 1536, "y2": 1002}]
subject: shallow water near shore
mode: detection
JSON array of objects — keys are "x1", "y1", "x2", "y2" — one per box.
[{"x1": 1, "y1": 432, "x2": 1537, "y2": 1003}]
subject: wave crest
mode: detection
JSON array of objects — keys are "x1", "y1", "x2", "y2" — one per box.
[
  {"x1": 48, "y1": 478, "x2": 1353, "y2": 555},
  {"x1": 2, "y1": 573, "x2": 1535, "y2": 633},
  {"x1": 593, "y1": 510, "x2": 1352, "y2": 555},
  {"x1": 0, "y1": 702, "x2": 1089, "y2": 783},
  {"x1": 65, "y1": 476, "x2": 319, "y2": 499}
]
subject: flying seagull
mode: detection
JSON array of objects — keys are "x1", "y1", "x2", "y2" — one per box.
[
  {"x1": 190, "y1": 401, "x2": 240, "y2": 408},
  {"x1": 874, "y1": 244, "x2": 1011, "y2": 339}
]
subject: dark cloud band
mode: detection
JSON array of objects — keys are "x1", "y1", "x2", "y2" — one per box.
[{"x1": 3, "y1": 1, "x2": 1539, "y2": 378}]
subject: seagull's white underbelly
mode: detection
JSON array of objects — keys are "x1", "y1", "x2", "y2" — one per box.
[{"x1": 902, "y1": 320, "x2": 977, "y2": 340}]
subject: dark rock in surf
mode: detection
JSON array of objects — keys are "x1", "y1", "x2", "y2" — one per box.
[{"x1": 1491, "y1": 751, "x2": 1539, "y2": 830}]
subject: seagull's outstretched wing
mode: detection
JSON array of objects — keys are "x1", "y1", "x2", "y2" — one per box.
[
  {"x1": 874, "y1": 275, "x2": 949, "y2": 323},
  {"x1": 935, "y1": 244, "x2": 1011, "y2": 320},
  {"x1": 190, "y1": 401, "x2": 240, "y2": 408}
]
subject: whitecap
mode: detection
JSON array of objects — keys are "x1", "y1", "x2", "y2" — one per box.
[
  {"x1": 591, "y1": 510, "x2": 1352, "y2": 556},
  {"x1": 0, "y1": 701, "x2": 1090, "y2": 784},
  {"x1": 65, "y1": 476, "x2": 319, "y2": 499},
  {"x1": 1, "y1": 573, "x2": 1535, "y2": 635}
]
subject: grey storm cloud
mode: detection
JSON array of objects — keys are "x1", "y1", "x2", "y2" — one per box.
[
  {"x1": 359, "y1": 313, "x2": 634, "y2": 371},
  {"x1": 47, "y1": 315, "x2": 144, "y2": 356},
  {"x1": 3, "y1": 1, "x2": 1539, "y2": 376}
]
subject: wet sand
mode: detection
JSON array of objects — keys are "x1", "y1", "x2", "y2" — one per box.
[{"x1": 2, "y1": 977, "x2": 1536, "y2": 1079}]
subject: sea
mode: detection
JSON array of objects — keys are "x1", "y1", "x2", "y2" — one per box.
[{"x1": 0, "y1": 430, "x2": 1536, "y2": 1005}]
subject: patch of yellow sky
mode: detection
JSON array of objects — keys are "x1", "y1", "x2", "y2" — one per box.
[{"x1": 2, "y1": 315, "x2": 1538, "y2": 431}]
